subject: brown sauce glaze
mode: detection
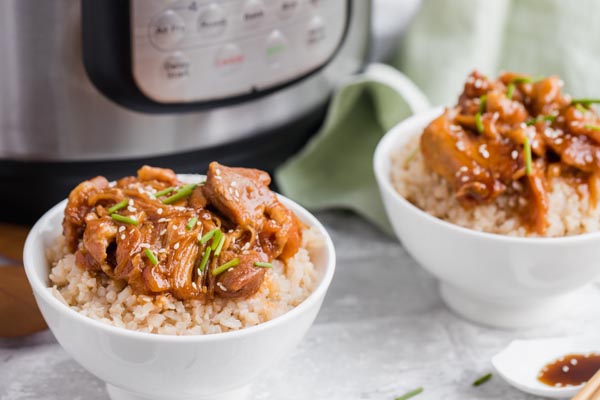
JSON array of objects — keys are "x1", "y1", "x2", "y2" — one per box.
[
  {"x1": 538, "y1": 353, "x2": 600, "y2": 387},
  {"x1": 420, "y1": 71, "x2": 600, "y2": 234}
]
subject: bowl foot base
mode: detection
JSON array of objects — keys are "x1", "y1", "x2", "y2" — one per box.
[
  {"x1": 106, "y1": 384, "x2": 250, "y2": 400},
  {"x1": 439, "y1": 283, "x2": 581, "y2": 329}
]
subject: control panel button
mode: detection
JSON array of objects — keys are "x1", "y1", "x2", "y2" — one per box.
[
  {"x1": 265, "y1": 30, "x2": 288, "y2": 64},
  {"x1": 278, "y1": 0, "x2": 299, "y2": 19},
  {"x1": 163, "y1": 53, "x2": 190, "y2": 80},
  {"x1": 242, "y1": 0, "x2": 266, "y2": 26},
  {"x1": 215, "y1": 43, "x2": 245, "y2": 73},
  {"x1": 198, "y1": 4, "x2": 227, "y2": 37},
  {"x1": 307, "y1": 15, "x2": 326, "y2": 45},
  {"x1": 150, "y1": 10, "x2": 186, "y2": 48}
]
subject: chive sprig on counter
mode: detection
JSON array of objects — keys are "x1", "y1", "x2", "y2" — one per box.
[
  {"x1": 394, "y1": 387, "x2": 423, "y2": 400},
  {"x1": 472, "y1": 372, "x2": 493, "y2": 386}
]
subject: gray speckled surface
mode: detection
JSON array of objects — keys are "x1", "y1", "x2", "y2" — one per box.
[{"x1": 2, "y1": 212, "x2": 599, "y2": 400}]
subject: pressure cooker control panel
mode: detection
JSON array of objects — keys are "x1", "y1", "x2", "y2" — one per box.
[{"x1": 130, "y1": 0, "x2": 348, "y2": 103}]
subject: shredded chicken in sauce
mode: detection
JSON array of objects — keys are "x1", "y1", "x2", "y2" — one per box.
[
  {"x1": 63, "y1": 163, "x2": 303, "y2": 300},
  {"x1": 420, "y1": 71, "x2": 600, "y2": 234}
]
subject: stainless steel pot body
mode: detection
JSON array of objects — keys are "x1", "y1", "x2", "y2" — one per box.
[{"x1": 0, "y1": 0, "x2": 370, "y2": 161}]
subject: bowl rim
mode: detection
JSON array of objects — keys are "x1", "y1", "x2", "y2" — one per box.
[
  {"x1": 373, "y1": 106, "x2": 600, "y2": 246},
  {"x1": 23, "y1": 190, "x2": 336, "y2": 343}
]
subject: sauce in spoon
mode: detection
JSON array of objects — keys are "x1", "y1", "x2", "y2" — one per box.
[{"x1": 538, "y1": 353, "x2": 600, "y2": 387}]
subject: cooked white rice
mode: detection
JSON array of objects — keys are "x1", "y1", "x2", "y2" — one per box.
[
  {"x1": 48, "y1": 227, "x2": 323, "y2": 335},
  {"x1": 391, "y1": 136, "x2": 600, "y2": 237}
]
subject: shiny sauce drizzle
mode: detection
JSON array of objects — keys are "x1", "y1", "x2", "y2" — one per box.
[{"x1": 538, "y1": 353, "x2": 600, "y2": 387}]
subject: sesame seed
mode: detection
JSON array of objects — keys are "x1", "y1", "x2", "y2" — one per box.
[
  {"x1": 460, "y1": 175, "x2": 469, "y2": 182},
  {"x1": 570, "y1": 359, "x2": 578, "y2": 366},
  {"x1": 174, "y1": 242, "x2": 180, "y2": 250},
  {"x1": 191, "y1": 282, "x2": 197, "y2": 290},
  {"x1": 511, "y1": 150, "x2": 519, "y2": 160},
  {"x1": 172, "y1": 225, "x2": 178, "y2": 230},
  {"x1": 139, "y1": 243, "x2": 150, "y2": 249},
  {"x1": 120, "y1": 234, "x2": 126, "y2": 240},
  {"x1": 127, "y1": 206, "x2": 136, "y2": 212},
  {"x1": 214, "y1": 176, "x2": 222, "y2": 181},
  {"x1": 157, "y1": 208, "x2": 163, "y2": 215},
  {"x1": 231, "y1": 181, "x2": 237, "y2": 187},
  {"x1": 456, "y1": 141, "x2": 466, "y2": 151},
  {"x1": 217, "y1": 282, "x2": 227, "y2": 291},
  {"x1": 128, "y1": 199, "x2": 134, "y2": 206},
  {"x1": 160, "y1": 229, "x2": 167, "y2": 235},
  {"x1": 562, "y1": 366, "x2": 569, "y2": 373},
  {"x1": 158, "y1": 218, "x2": 170, "y2": 223},
  {"x1": 118, "y1": 226, "x2": 125, "y2": 232}
]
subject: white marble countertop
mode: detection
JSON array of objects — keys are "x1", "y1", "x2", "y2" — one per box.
[{"x1": 2, "y1": 212, "x2": 599, "y2": 400}]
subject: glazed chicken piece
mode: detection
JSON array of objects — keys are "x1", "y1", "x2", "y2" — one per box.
[
  {"x1": 418, "y1": 70, "x2": 600, "y2": 234},
  {"x1": 63, "y1": 176, "x2": 109, "y2": 252},
  {"x1": 203, "y1": 162, "x2": 302, "y2": 260},
  {"x1": 420, "y1": 113, "x2": 518, "y2": 206},
  {"x1": 213, "y1": 251, "x2": 267, "y2": 298},
  {"x1": 63, "y1": 164, "x2": 304, "y2": 301},
  {"x1": 203, "y1": 162, "x2": 274, "y2": 229}
]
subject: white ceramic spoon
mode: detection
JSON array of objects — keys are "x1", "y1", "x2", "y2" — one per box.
[{"x1": 492, "y1": 337, "x2": 599, "y2": 399}]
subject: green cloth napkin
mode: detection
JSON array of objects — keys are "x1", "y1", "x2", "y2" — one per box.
[
  {"x1": 396, "y1": 0, "x2": 600, "y2": 106},
  {"x1": 277, "y1": 0, "x2": 600, "y2": 232},
  {"x1": 275, "y1": 65, "x2": 429, "y2": 233}
]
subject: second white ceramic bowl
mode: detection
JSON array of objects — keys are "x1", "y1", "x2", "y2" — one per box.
[
  {"x1": 23, "y1": 186, "x2": 335, "y2": 400},
  {"x1": 374, "y1": 107, "x2": 600, "y2": 328}
]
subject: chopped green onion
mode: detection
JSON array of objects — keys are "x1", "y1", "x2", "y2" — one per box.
[
  {"x1": 162, "y1": 184, "x2": 197, "y2": 205},
  {"x1": 107, "y1": 199, "x2": 128, "y2": 214},
  {"x1": 525, "y1": 115, "x2": 556, "y2": 126},
  {"x1": 472, "y1": 373, "x2": 493, "y2": 387},
  {"x1": 186, "y1": 217, "x2": 198, "y2": 230},
  {"x1": 144, "y1": 248, "x2": 158, "y2": 266},
  {"x1": 213, "y1": 233, "x2": 226, "y2": 256},
  {"x1": 404, "y1": 146, "x2": 420, "y2": 167},
  {"x1": 211, "y1": 229, "x2": 223, "y2": 251},
  {"x1": 212, "y1": 258, "x2": 240, "y2": 276},
  {"x1": 478, "y1": 95, "x2": 487, "y2": 113},
  {"x1": 506, "y1": 83, "x2": 515, "y2": 99},
  {"x1": 512, "y1": 75, "x2": 544, "y2": 84},
  {"x1": 154, "y1": 187, "x2": 175, "y2": 198},
  {"x1": 585, "y1": 124, "x2": 600, "y2": 132},
  {"x1": 576, "y1": 103, "x2": 589, "y2": 114},
  {"x1": 395, "y1": 387, "x2": 423, "y2": 400},
  {"x1": 254, "y1": 262, "x2": 273, "y2": 268},
  {"x1": 111, "y1": 213, "x2": 139, "y2": 226},
  {"x1": 475, "y1": 112, "x2": 484, "y2": 133},
  {"x1": 524, "y1": 136, "x2": 532, "y2": 176},
  {"x1": 198, "y1": 247, "x2": 211, "y2": 273},
  {"x1": 199, "y1": 228, "x2": 219, "y2": 244},
  {"x1": 571, "y1": 98, "x2": 600, "y2": 106}
]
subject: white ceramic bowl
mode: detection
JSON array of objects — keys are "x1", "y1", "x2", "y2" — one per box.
[
  {"x1": 23, "y1": 190, "x2": 335, "y2": 400},
  {"x1": 374, "y1": 107, "x2": 600, "y2": 328}
]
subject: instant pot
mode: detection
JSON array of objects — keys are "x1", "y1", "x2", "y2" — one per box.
[{"x1": 0, "y1": 0, "x2": 371, "y2": 223}]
